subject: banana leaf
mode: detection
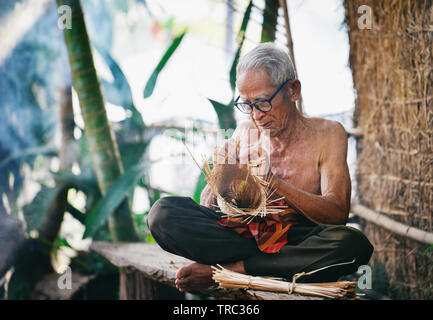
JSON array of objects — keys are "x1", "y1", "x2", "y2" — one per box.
[
  {"x1": 208, "y1": 98, "x2": 236, "y2": 130},
  {"x1": 143, "y1": 30, "x2": 187, "y2": 98},
  {"x1": 83, "y1": 162, "x2": 148, "y2": 239},
  {"x1": 96, "y1": 45, "x2": 145, "y2": 131}
]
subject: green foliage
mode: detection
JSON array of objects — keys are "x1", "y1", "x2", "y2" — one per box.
[
  {"x1": 206, "y1": 0, "x2": 252, "y2": 133},
  {"x1": 208, "y1": 98, "x2": 237, "y2": 130},
  {"x1": 97, "y1": 46, "x2": 145, "y2": 132},
  {"x1": 70, "y1": 249, "x2": 118, "y2": 276},
  {"x1": 261, "y1": 0, "x2": 279, "y2": 43},
  {"x1": 143, "y1": 30, "x2": 187, "y2": 98},
  {"x1": 83, "y1": 162, "x2": 148, "y2": 239},
  {"x1": 423, "y1": 244, "x2": 433, "y2": 299},
  {"x1": 3, "y1": 0, "x2": 271, "y2": 299},
  {"x1": 7, "y1": 239, "x2": 53, "y2": 300},
  {"x1": 230, "y1": 0, "x2": 253, "y2": 92},
  {"x1": 423, "y1": 244, "x2": 433, "y2": 255},
  {"x1": 53, "y1": 170, "x2": 100, "y2": 196},
  {"x1": 118, "y1": 142, "x2": 149, "y2": 171},
  {"x1": 22, "y1": 185, "x2": 64, "y2": 232},
  {"x1": 193, "y1": 171, "x2": 207, "y2": 204},
  {"x1": 4, "y1": 0, "x2": 190, "y2": 299},
  {"x1": 65, "y1": 202, "x2": 86, "y2": 224},
  {"x1": 58, "y1": 0, "x2": 140, "y2": 241}
]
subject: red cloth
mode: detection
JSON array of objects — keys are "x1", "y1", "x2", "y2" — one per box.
[{"x1": 216, "y1": 199, "x2": 299, "y2": 253}]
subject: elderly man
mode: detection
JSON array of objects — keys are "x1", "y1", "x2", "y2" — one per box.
[{"x1": 147, "y1": 43, "x2": 373, "y2": 293}]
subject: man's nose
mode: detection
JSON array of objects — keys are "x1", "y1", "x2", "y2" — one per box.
[{"x1": 251, "y1": 106, "x2": 266, "y2": 121}]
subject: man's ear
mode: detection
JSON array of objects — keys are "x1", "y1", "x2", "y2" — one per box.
[{"x1": 287, "y1": 80, "x2": 301, "y2": 102}]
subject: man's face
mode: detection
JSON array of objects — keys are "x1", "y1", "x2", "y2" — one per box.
[{"x1": 237, "y1": 69, "x2": 293, "y2": 137}]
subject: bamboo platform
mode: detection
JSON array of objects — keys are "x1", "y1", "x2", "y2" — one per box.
[{"x1": 90, "y1": 241, "x2": 321, "y2": 300}]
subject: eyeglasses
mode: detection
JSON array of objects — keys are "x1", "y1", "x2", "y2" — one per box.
[{"x1": 234, "y1": 78, "x2": 291, "y2": 114}]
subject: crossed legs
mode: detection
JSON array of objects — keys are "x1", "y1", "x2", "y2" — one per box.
[{"x1": 147, "y1": 196, "x2": 373, "y2": 291}]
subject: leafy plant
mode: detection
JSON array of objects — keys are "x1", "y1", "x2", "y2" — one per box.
[
  {"x1": 3, "y1": 0, "x2": 185, "y2": 299},
  {"x1": 143, "y1": 30, "x2": 187, "y2": 99},
  {"x1": 207, "y1": 0, "x2": 252, "y2": 132},
  {"x1": 57, "y1": 0, "x2": 139, "y2": 242},
  {"x1": 83, "y1": 162, "x2": 148, "y2": 239},
  {"x1": 97, "y1": 45, "x2": 145, "y2": 133}
]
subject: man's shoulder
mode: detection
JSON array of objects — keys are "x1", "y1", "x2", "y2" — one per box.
[
  {"x1": 308, "y1": 118, "x2": 348, "y2": 162},
  {"x1": 309, "y1": 117, "x2": 347, "y2": 141}
]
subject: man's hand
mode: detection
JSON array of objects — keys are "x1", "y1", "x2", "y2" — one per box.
[
  {"x1": 248, "y1": 154, "x2": 270, "y2": 177},
  {"x1": 213, "y1": 137, "x2": 271, "y2": 177},
  {"x1": 239, "y1": 141, "x2": 271, "y2": 178}
]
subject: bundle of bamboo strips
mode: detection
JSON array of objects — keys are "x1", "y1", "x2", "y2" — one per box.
[{"x1": 212, "y1": 265, "x2": 358, "y2": 300}]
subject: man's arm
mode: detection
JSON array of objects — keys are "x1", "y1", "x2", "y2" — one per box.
[{"x1": 271, "y1": 122, "x2": 351, "y2": 225}]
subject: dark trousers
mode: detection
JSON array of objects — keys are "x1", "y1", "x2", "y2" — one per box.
[{"x1": 147, "y1": 196, "x2": 374, "y2": 282}]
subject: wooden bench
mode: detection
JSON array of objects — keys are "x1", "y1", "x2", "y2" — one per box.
[{"x1": 90, "y1": 241, "x2": 321, "y2": 300}]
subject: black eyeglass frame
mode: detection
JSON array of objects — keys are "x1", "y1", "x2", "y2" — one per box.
[{"x1": 234, "y1": 78, "x2": 292, "y2": 114}]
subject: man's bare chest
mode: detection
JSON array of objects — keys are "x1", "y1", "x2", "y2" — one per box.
[{"x1": 269, "y1": 143, "x2": 322, "y2": 194}]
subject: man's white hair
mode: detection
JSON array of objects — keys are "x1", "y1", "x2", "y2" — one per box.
[{"x1": 236, "y1": 42, "x2": 296, "y2": 88}]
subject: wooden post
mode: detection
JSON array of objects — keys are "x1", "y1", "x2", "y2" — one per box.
[{"x1": 119, "y1": 268, "x2": 184, "y2": 300}]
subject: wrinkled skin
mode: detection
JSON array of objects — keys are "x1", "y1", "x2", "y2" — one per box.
[{"x1": 176, "y1": 69, "x2": 351, "y2": 292}]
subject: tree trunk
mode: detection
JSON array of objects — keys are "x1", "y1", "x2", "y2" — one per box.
[
  {"x1": 38, "y1": 87, "x2": 73, "y2": 244},
  {"x1": 57, "y1": 0, "x2": 138, "y2": 242}
]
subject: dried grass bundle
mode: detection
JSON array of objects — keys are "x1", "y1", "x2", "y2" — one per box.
[
  {"x1": 344, "y1": 0, "x2": 433, "y2": 298},
  {"x1": 212, "y1": 263, "x2": 358, "y2": 300}
]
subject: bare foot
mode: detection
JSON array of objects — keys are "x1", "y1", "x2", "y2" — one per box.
[{"x1": 175, "y1": 261, "x2": 245, "y2": 292}]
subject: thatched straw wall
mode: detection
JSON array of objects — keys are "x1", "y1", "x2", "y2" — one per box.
[{"x1": 344, "y1": 0, "x2": 433, "y2": 299}]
